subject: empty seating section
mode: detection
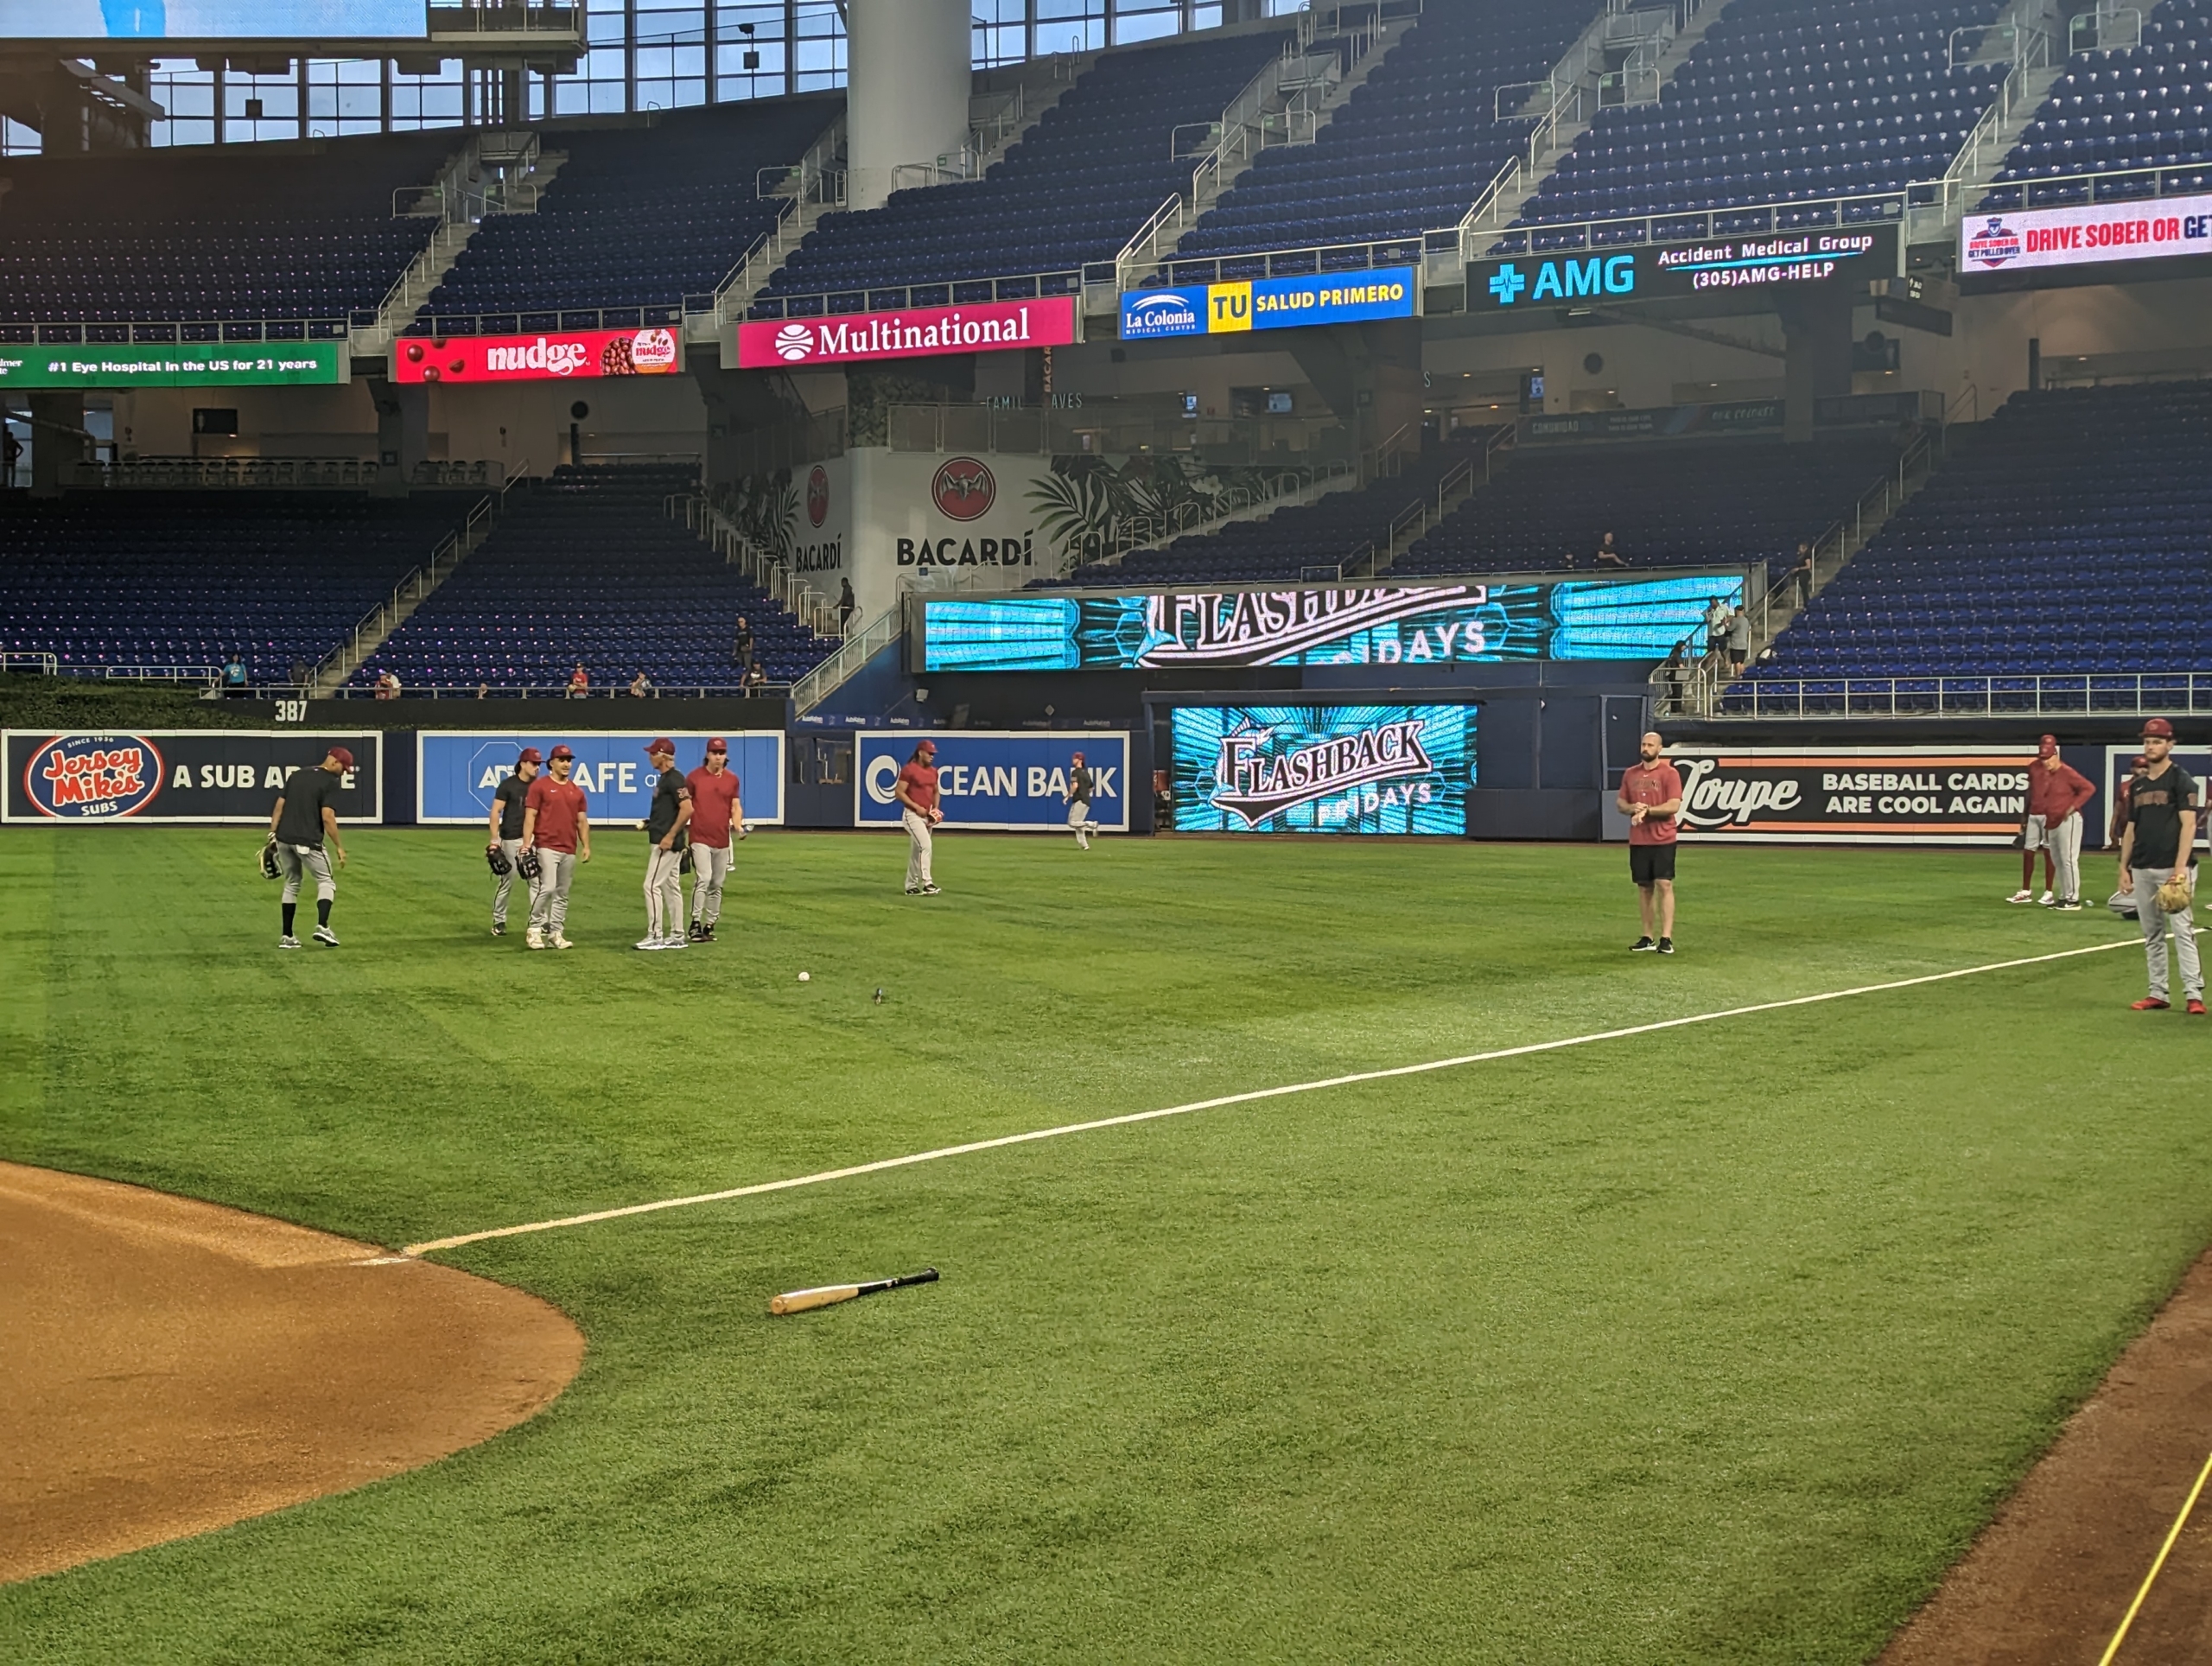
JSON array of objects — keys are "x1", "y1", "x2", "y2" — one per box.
[
  {"x1": 422, "y1": 100, "x2": 838, "y2": 323},
  {"x1": 356, "y1": 468, "x2": 837, "y2": 691},
  {"x1": 1173, "y1": 1, "x2": 1599, "y2": 264},
  {"x1": 1056, "y1": 438, "x2": 1500, "y2": 588},
  {"x1": 1753, "y1": 384, "x2": 2212, "y2": 680},
  {"x1": 1395, "y1": 436, "x2": 1899, "y2": 575},
  {"x1": 0, "y1": 136, "x2": 458, "y2": 322},
  {"x1": 1515, "y1": 0, "x2": 2009, "y2": 237},
  {"x1": 0, "y1": 493, "x2": 475, "y2": 680},
  {"x1": 1986, "y1": 0, "x2": 2212, "y2": 204},
  {"x1": 760, "y1": 31, "x2": 1288, "y2": 306}
]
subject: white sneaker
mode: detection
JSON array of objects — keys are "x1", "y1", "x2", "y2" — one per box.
[
  {"x1": 526, "y1": 926, "x2": 546, "y2": 950},
  {"x1": 553, "y1": 935, "x2": 574, "y2": 950},
  {"x1": 2006, "y1": 889, "x2": 2034, "y2": 903},
  {"x1": 2038, "y1": 890, "x2": 2056, "y2": 906},
  {"x1": 277, "y1": 935, "x2": 302, "y2": 949},
  {"x1": 312, "y1": 925, "x2": 340, "y2": 947},
  {"x1": 635, "y1": 936, "x2": 664, "y2": 951},
  {"x1": 663, "y1": 935, "x2": 689, "y2": 950}
]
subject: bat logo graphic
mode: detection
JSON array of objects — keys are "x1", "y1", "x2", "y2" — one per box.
[{"x1": 931, "y1": 457, "x2": 996, "y2": 522}]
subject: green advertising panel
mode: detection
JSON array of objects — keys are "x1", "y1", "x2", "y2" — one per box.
[{"x1": 0, "y1": 340, "x2": 346, "y2": 388}]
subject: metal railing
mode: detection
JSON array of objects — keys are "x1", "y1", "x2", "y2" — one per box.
[
  {"x1": 1664, "y1": 425, "x2": 1938, "y2": 717},
  {"x1": 406, "y1": 302, "x2": 688, "y2": 336},
  {"x1": 792, "y1": 603, "x2": 902, "y2": 715},
  {"x1": 9, "y1": 660, "x2": 225, "y2": 687},
  {"x1": 0, "y1": 317, "x2": 354, "y2": 343},
  {"x1": 2, "y1": 651, "x2": 60, "y2": 676},
  {"x1": 1709, "y1": 672, "x2": 2212, "y2": 720},
  {"x1": 1966, "y1": 158, "x2": 2212, "y2": 214},
  {"x1": 58, "y1": 457, "x2": 510, "y2": 490},
  {"x1": 2070, "y1": 3, "x2": 2143, "y2": 52},
  {"x1": 744, "y1": 264, "x2": 1092, "y2": 322},
  {"x1": 321, "y1": 680, "x2": 793, "y2": 701},
  {"x1": 1476, "y1": 188, "x2": 1910, "y2": 258},
  {"x1": 670, "y1": 494, "x2": 842, "y2": 639},
  {"x1": 1344, "y1": 423, "x2": 1517, "y2": 578},
  {"x1": 1910, "y1": 20, "x2": 2057, "y2": 239},
  {"x1": 688, "y1": 120, "x2": 849, "y2": 324},
  {"x1": 310, "y1": 492, "x2": 501, "y2": 693}
]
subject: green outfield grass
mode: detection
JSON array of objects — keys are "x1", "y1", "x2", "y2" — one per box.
[{"x1": 3, "y1": 828, "x2": 2208, "y2": 1663}]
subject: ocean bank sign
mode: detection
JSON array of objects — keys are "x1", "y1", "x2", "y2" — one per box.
[
  {"x1": 855, "y1": 731, "x2": 1130, "y2": 832},
  {"x1": 416, "y1": 732, "x2": 785, "y2": 826},
  {"x1": 1117, "y1": 267, "x2": 1416, "y2": 340}
]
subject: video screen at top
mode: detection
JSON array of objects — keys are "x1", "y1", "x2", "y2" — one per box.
[{"x1": 0, "y1": 2, "x2": 426, "y2": 38}]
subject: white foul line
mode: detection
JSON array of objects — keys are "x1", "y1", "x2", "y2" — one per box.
[{"x1": 404, "y1": 933, "x2": 2150, "y2": 1258}]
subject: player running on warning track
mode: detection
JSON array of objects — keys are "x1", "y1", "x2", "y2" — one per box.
[
  {"x1": 896, "y1": 740, "x2": 943, "y2": 896},
  {"x1": 2011, "y1": 733, "x2": 2095, "y2": 910},
  {"x1": 639, "y1": 739, "x2": 693, "y2": 951},
  {"x1": 267, "y1": 747, "x2": 352, "y2": 949},
  {"x1": 522, "y1": 744, "x2": 589, "y2": 950},
  {"x1": 2118, "y1": 717, "x2": 2202, "y2": 1013},
  {"x1": 1065, "y1": 749, "x2": 1099, "y2": 850},
  {"x1": 1617, "y1": 730, "x2": 1682, "y2": 955},
  {"x1": 487, "y1": 747, "x2": 539, "y2": 937},
  {"x1": 685, "y1": 738, "x2": 745, "y2": 943}
]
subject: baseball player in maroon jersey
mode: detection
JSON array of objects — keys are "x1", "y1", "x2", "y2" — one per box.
[{"x1": 2010, "y1": 734, "x2": 2095, "y2": 911}]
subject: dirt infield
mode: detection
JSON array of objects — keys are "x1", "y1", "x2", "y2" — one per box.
[
  {"x1": 1881, "y1": 1248, "x2": 2212, "y2": 1664},
  {"x1": 0, "y1": 1161, "x2": 582, "y2": 1584}
]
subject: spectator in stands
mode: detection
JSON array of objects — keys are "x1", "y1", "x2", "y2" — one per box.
[
  {"x1": 222, "y1": 654, "x2": 247, "y2": 696},
  {"x1": 1594, "y1": 531, "x2": 1627, "y2": 569},
  {"x1": 733, "y1": 617, "x2": 755, "y2": 665},
  {"x1": 375, "y1": 670, "x2": 403, "y2": 702},
  {"x1": 1560, "y1": 547, "x2": 1578, "y2": 571},
  {"x1": 1726, "y1": 604, "x2": 1751, "y2": 674},
  {"x1": 1659, "y1": 640, "x2": 1690, "y2": 690},
  {"x1": 289, "y1": 658, "x2": 311, "y2": 690},
  {"x1": 566, "y1": 664, "x2": 590, "y2": 700},
  {"x1": 1704, "y1": 597, "x2": 1730, "y2": 663},
  {"x1": 1789, "y1": 543, "x2": 1815, "y2": 611},
  {"x1": 2, "y1": 426, "x2": 19, "y2": 486},
  {"x1": 475, "y1": 683, "x2": 490, "y2": 700},
  {"x1": 741, "y1": 659, "x2": 768, "y2": 693},
  {"x1": 629, "y1": 671, "x2": 654, "y2": 699},
  {"x1": 839, "y1": 578, "x2": 857, "y2": 636}
]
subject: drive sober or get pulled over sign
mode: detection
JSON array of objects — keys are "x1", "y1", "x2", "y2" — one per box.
[
  {"x1": 3, "y1": 731, "x2": 382, "y2": 823},
  {"x1": 1668, "y1": 747, "x2": 2032, "y2": 843}
]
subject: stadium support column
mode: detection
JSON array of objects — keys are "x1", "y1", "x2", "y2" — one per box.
[
  {"x1": 27, "y1": 392, "x2": 83, "y2": 497},
  {"x1": 371, "y1": 384, "x2": 429, "y2": 497},
  {"x1": 1779, "y1": 282, "x2": 1854, "y2": 443},
  {"x1": 846, "y1": 0, "x2": 972, "y2": 213}
]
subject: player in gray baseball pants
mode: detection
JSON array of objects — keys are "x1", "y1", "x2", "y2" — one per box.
[{"x1": 487, "y1": 747, "x2": 540, "y2": 936}]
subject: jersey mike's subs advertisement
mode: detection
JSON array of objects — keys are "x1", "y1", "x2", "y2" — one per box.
[
  {"x1": 1668, "y1": 747, "x2": 2032, "y2": 844},
  {"x1": 3, "y1": 731, "x2": 381, "y2": 823}
]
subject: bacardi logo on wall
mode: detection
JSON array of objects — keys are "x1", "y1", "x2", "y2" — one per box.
[
  {"x1": 932, "y1": 457, "x2": 996, "y2": 521},
  {"x1": 807, "y1": 464, "x2": 830, "y2": 527},
  {"x1": 392, "y1": 327, "x2": 681, "y2": 385},
  {"x1": 734, "y1": 298, "x2": 1079, "y2": 368}
]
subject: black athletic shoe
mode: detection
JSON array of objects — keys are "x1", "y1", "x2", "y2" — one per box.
[
  {"x1": 1656, "y1": 937, "x2": 1675, "y2": 955},
  {"x1": 492, "y1": 921, "x2": 505, "y2": 937},
  {"x1": 1631, "y1": 936, "x2": 1656, "y2": 952},
  {"x1": 686, "y1": 921, "x2": 702, "y2": 941},
  {"x1": 698, "y1": 922, "x2": 715, "y2": 942}
]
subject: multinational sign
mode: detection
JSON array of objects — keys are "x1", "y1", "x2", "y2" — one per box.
[
  {"x1": 1960, "y1": 193, "x2": 2212, "y2": 273},
  {"x1": 1117, "y1": 267, "x2": 1416, "y2": 340},
  {"x1": 734, "y1": 298, "x2": 1077, "y2": 368},
  {"x1": 392, "y1": 327, "x2": 680, "y2": 384}
]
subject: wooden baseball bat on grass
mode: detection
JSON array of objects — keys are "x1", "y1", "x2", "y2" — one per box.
[{"x1": 769, "y1": 1268, "x2": 939, "y2": 1315}]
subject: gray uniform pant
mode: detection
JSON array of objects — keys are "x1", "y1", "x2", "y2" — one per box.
[
  {"x1": 645, "y1": 846, "x2": 685, "y2": 938},
  {"x1": 276, "y1": 842, "x2": 336, "y2": 904},
  {"x1": 2041, "y1": 811, "x2": 2083, "y2": 905},
  {"x1": 2133, "y1": 865, "x2": 2202, "y2": 1002},
  {"x1": 1067, "y1": 799, "x2": 1094, "y2": 846},
  {"x1": 690, "y1": 842, "x2": 733, "y2": 925},
  {"x1": 493, "y1": 837, "x2": 524, "y2": 925},
  {"x1": 903, "y1": 809, "x2": 934, "y2": 888},
  {"x1": 529, "y1": 850, "x2": 576, "y2": 937}
]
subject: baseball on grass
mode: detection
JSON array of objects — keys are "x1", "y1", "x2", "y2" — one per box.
[{"x1": 798, "y1": 970, "x2": 810, "y2": 982}]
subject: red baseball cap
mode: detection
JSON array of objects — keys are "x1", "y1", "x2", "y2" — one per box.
[
  {"x1": 518, "y1": 746, "x2": 543, "y2": 765},
  {"x1": 2144, "y1": 717, "x2": 2176, "y2": 738},
  {"x1": 326, "y1": 747, "x2": 355, "y2": 770},
  {"x1": 2134, "y1": 754, "x2": 2152, "y2": 769},
  {"x1": 917, "y1": 739, "x2": 937, "y2": 754},
  {"x1": 645, "y1": 737, "x2": 675, "y2": 756},
  {"x1": 549, "y1": 744, "x2": 575, "y2": 760},
  {"x1": 706, "y1": 737, "x2": 728, "y2": 754}
]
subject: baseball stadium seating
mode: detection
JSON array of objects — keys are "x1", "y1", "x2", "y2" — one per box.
[
  {"x1": 1393, "y1": 433, "x2": 1901, "y2": 575},
  {"x1": 0, "y1": 135, "x2": 458, "y2": 322},
  {"x1": 1510, "y1": 0, "x2": 2011, "y2": 239},
  {"x1": 757, "y1": 29, "x2": 1289, "y2": 306},
  {"x1": 0, "y1": 491, "x2": 478, "y2": 682},
  {"x1": 1170, "y1": 0, "x2": 1599, "y2": 263},
  {"x1": 418, "y1": 98, "x2": 840, "y2": 326},
  {"x1": 1983, "y1": 0, "x2": 2212, "y2": 206},
  {"x1": 1748, "y1": 381, "x2": 2212, "y2": 679},
  {"x1": 354, "y1": 467, "x2": 839, "y2": 692}
]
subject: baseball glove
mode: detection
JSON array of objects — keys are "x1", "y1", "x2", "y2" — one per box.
[
  {"x1": 516, "y1": 847, "x2": 543, "y2": 881},
  {"x1": 259, "y1": 839, "x2": 281, "y2": 881},
  {"x1": 2158, "y1": 873, "x2": 2194, "y2": 914},
  {"x1": 679, "y1": 847, "x2": 694, "y2": 874},
  {"x1": 485, "y1": 843, "x2": 512, "y2": 877}
]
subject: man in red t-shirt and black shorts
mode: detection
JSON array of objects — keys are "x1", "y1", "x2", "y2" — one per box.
[
  {"x1": 895, "y1": 740, "x2": 943, "y2": 896},
  {"x1": 685, "y1": 737, "x2": 746, "y2": 942},
  {"x1": 1617, "y1": 730, "x2": 1684, "y2": 954}
]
